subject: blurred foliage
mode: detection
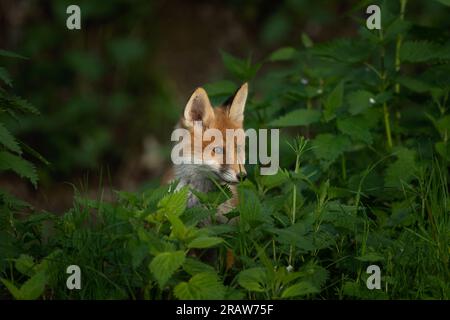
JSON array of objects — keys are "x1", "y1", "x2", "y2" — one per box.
[
  {"x1": 1, "y1": 0, "x2": 449, "y2": 183},
  {"x1": 0, "y1": 0, "x2": 450, "y2": 300}
]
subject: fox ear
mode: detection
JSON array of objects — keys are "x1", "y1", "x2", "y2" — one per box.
[
  {"x1": 183, "y1": 87, "x2": 215, "y2": 127},
  {"x1": 228, "y1": 83, "x2": 248, "y2": 123}
]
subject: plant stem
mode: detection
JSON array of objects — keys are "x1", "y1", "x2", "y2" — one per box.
[
  {"x1": 383, "y1": 102, "x2": 393, "y2": 148},
  {"x1": 288, "y1": 139, "x2": 302, "y2": 266},
  {"x1": 379, "y1": 28, "x2": 393, "y2": 149},
  {"x1": 395, "y1": 0, "x2": 408, "y2": 94}
]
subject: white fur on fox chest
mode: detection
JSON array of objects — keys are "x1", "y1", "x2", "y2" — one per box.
[{"x1": 174, "y1": 163, "x2": 216, "y2": 207}]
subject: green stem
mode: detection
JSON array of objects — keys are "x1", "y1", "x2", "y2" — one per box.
[
  {"x1": 379, "y1": 28, "x2": 393, "y2": 149},
  {"x1": 395, "y1": 0, "x2": 408, "y2": 94},
  {"x1": 288, "y1": 145, "x2": 301, "y2": 266},
  {"x1": 383, "y1": 102, "x2": 393, "y2": 149}
]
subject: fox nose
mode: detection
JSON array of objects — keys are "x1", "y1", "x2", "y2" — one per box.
[{"x1": 237, "y1": 172, "x2": 247, "y2": 181}]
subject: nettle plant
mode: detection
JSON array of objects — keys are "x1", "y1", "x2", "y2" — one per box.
[
  {"x1": 0, "y1": 51, "x2": 42, "y2": 189},
  {"x1": 1, "y1": 1, "x2": 449, "y2": 300}
]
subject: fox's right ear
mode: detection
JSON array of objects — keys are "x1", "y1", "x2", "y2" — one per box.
[{"x1": 183, "y1": 87, "x2": 215, "y2": 127}]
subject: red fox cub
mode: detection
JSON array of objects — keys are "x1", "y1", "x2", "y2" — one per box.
[{"x1": 164, "y1": 83, "x2": 249, "y2": 223}]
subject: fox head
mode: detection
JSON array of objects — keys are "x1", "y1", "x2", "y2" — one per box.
[{"x1": 176, "y1": 83, "x2": 248, "y2": 185}]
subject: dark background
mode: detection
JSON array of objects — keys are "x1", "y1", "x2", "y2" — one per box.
[{"x1": 0, "y1": 0, "x2": 448, "y2": 212}]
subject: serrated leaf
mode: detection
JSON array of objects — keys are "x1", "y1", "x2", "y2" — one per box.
[
  {"x1": 0, "y1": 123, "x2": 22, "y2": 154},
  {"x1": 323, "y1": 82, "x2": 344, "y2": 122},
  {"x1": 268, "y1": 47, "x2": 297, "y2": 61},
  {"x1": 149, "y1": 250, "x2": 185, "y2": 288},
  {"x1": 337, "y1": 116, "x2": 373, "y2": 144},
  {"x1": 9, "y1": 96, "x2": 40, "y2": 115},
  {"x1": 166, "y1": 213, "x2": 189, "y2": 239},
  {"x1": 269, "y1": 109, "x2": 321, "y2": 127},
  {"x1": 347, "y1": 90, "x2": 375, "y2": 115},
  {"x1": 15, "y1": 254, "x2": 35, "y2": 277},
  {"x1": 312, "y1": 134, "x2": 351, "y2": 164},
  {"x1": 238, "y1": 187, "x2": 263, "y2": 230},
  {"x1": 0, "y1": 151, "x2": 38, "y2": 187},
  {"x1": 384, "y1": 18, "x2": 412, "y2": 42},
  {"x1": 281, "y1": 281, "x2": 319, "y2": 298},
  {"x1": 384, "y1": 147, "x2": 417, "y2": 188},
  {"x1": 188, "y1": 236, "x2": 224, "y2": 249},
  {"x1": 182, "y1": 258, "x2": 215, "y2": 276},
  {"x1": 400, "y1": 41, "x2": 449, "y2": 63},
  {"x1": 311, "y1": 39, "x2": 371, "y2": 63},
  {"x1": 220, "y1": 51, "x2": 261, "y2": 81},
  {"x1": 237, "y1": 267, "x2": 267, "y2": 292},
  {"x1": 157, "y1": 186, "x2": 189, "y2": 217},
  {"x1": 174, "y1": 272, "x2": 225, "y2": 299}
]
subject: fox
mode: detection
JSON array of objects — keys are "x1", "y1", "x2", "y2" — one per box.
[{"x1": 164, "y1": 83, "x2": 249, "y2": 224}]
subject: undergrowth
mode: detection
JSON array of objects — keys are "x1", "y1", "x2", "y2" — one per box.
[{"x1": 0, "y1": 0, "x2": 449, "y2": 300}]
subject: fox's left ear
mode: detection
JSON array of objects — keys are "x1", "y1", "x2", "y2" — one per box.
[{"x1": 228, "y1": 83, "x2": 248, "y2": 123}]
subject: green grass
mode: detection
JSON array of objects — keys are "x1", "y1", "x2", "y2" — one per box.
[{"x1": 0, "y1": 148, "x2": 448, "y2": 300}]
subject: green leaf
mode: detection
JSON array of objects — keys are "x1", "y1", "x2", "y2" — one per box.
[
  {"x1": 9, "y1": 96, "x2": 40, "y2": 115},
  {"x1": 166, "y1": 213, "x2": 189, "y2": 239},
  {"x1": 220, "y1": 51, "x2": 261, "y2": 81},
  {"x1": 188, "y1": 236, "x2": 224, "y2": 249},
  {"x1": 0, "y1": 151, "x2": 38, "y2": 187},
  {"x1": 347, "y1": 90, "x2": 375, "y2": 115},
  {"x1": 337, "y1": 116, "x2": 373, "y2": 144},
  {"x1": 396, "y1": 76, "x2": 433, "y2": 93},
  {"x1": 238, "y1": 187, "x2": 263, "y2": 230},
  {"x1": 268, "y1": 47, "x2": 297, "y2": 61},
  {"x1": 0, "y1": 67, "x2": 12, "y2": 86},
  {"x1": 400, "y1": 41, "x2": 450, "y2": 63},
  {"x1": 301, "y1": 33, "x2": 314, "y2": 48},
  {"x1": 435, "y1": 141, "x2": 450, "y2": 161},
  {"x1": 204, "y1": 80, "x2": 237, "y2": 97},
  {"x1": 15, "y1": 254, "x2": 35, "y2": 277},
  {"x1": 0, "y1": 123, "x2": 22, "y2": 154},
  {"x1": 384, "y1": 147, "x2": 417, "y2": 188},
  {"x1": 0, "y1": 278, "x2": 22, "y2": 299},
  {"x1": 384, "y1": 18, "x2": 412, "y2": 42},
  {"x1": 237, "y1": 267, "x2": 267, "y2": 292},
  {"x1": 323, "y1": 82, "x2": 344, "y2": 122},
  {"x1": 269, "y1": 109, "x2": 321, "y2": 127},
  {"x1": 17, "y1": 271, "x2": 47, "y2": 300},
  {"x1": 311, "y1": 39, "x2": 371, "y2": 63},
  {"x1": 149, "y1": 250, "x2": 185, "y2": 288},
  {"x1": 0, "y1": 49, "x2": 27, "y2": 59},
  {"x1": 272, "y1": 223, "x2": 312, "y2": 248},
  {"x1": 174, "y1": 272, "x2": 226, "y2": 300},
  {"x1": 312, "y1": 134, "x2": 351, "y2": 164},
  {"x1": 157, "y1": 186, "x2": 189, "y2": 217},
  {"x1": 281, "y1": 281, "x2": 319, "y2": 298},
  {"x1": 182, "y1": 258, "x2": 215, "y2": 276}
]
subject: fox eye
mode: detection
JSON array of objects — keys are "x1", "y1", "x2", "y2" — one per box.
[{"x1": 214, "y1": 146, "x2": 223, "y2": 154}]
